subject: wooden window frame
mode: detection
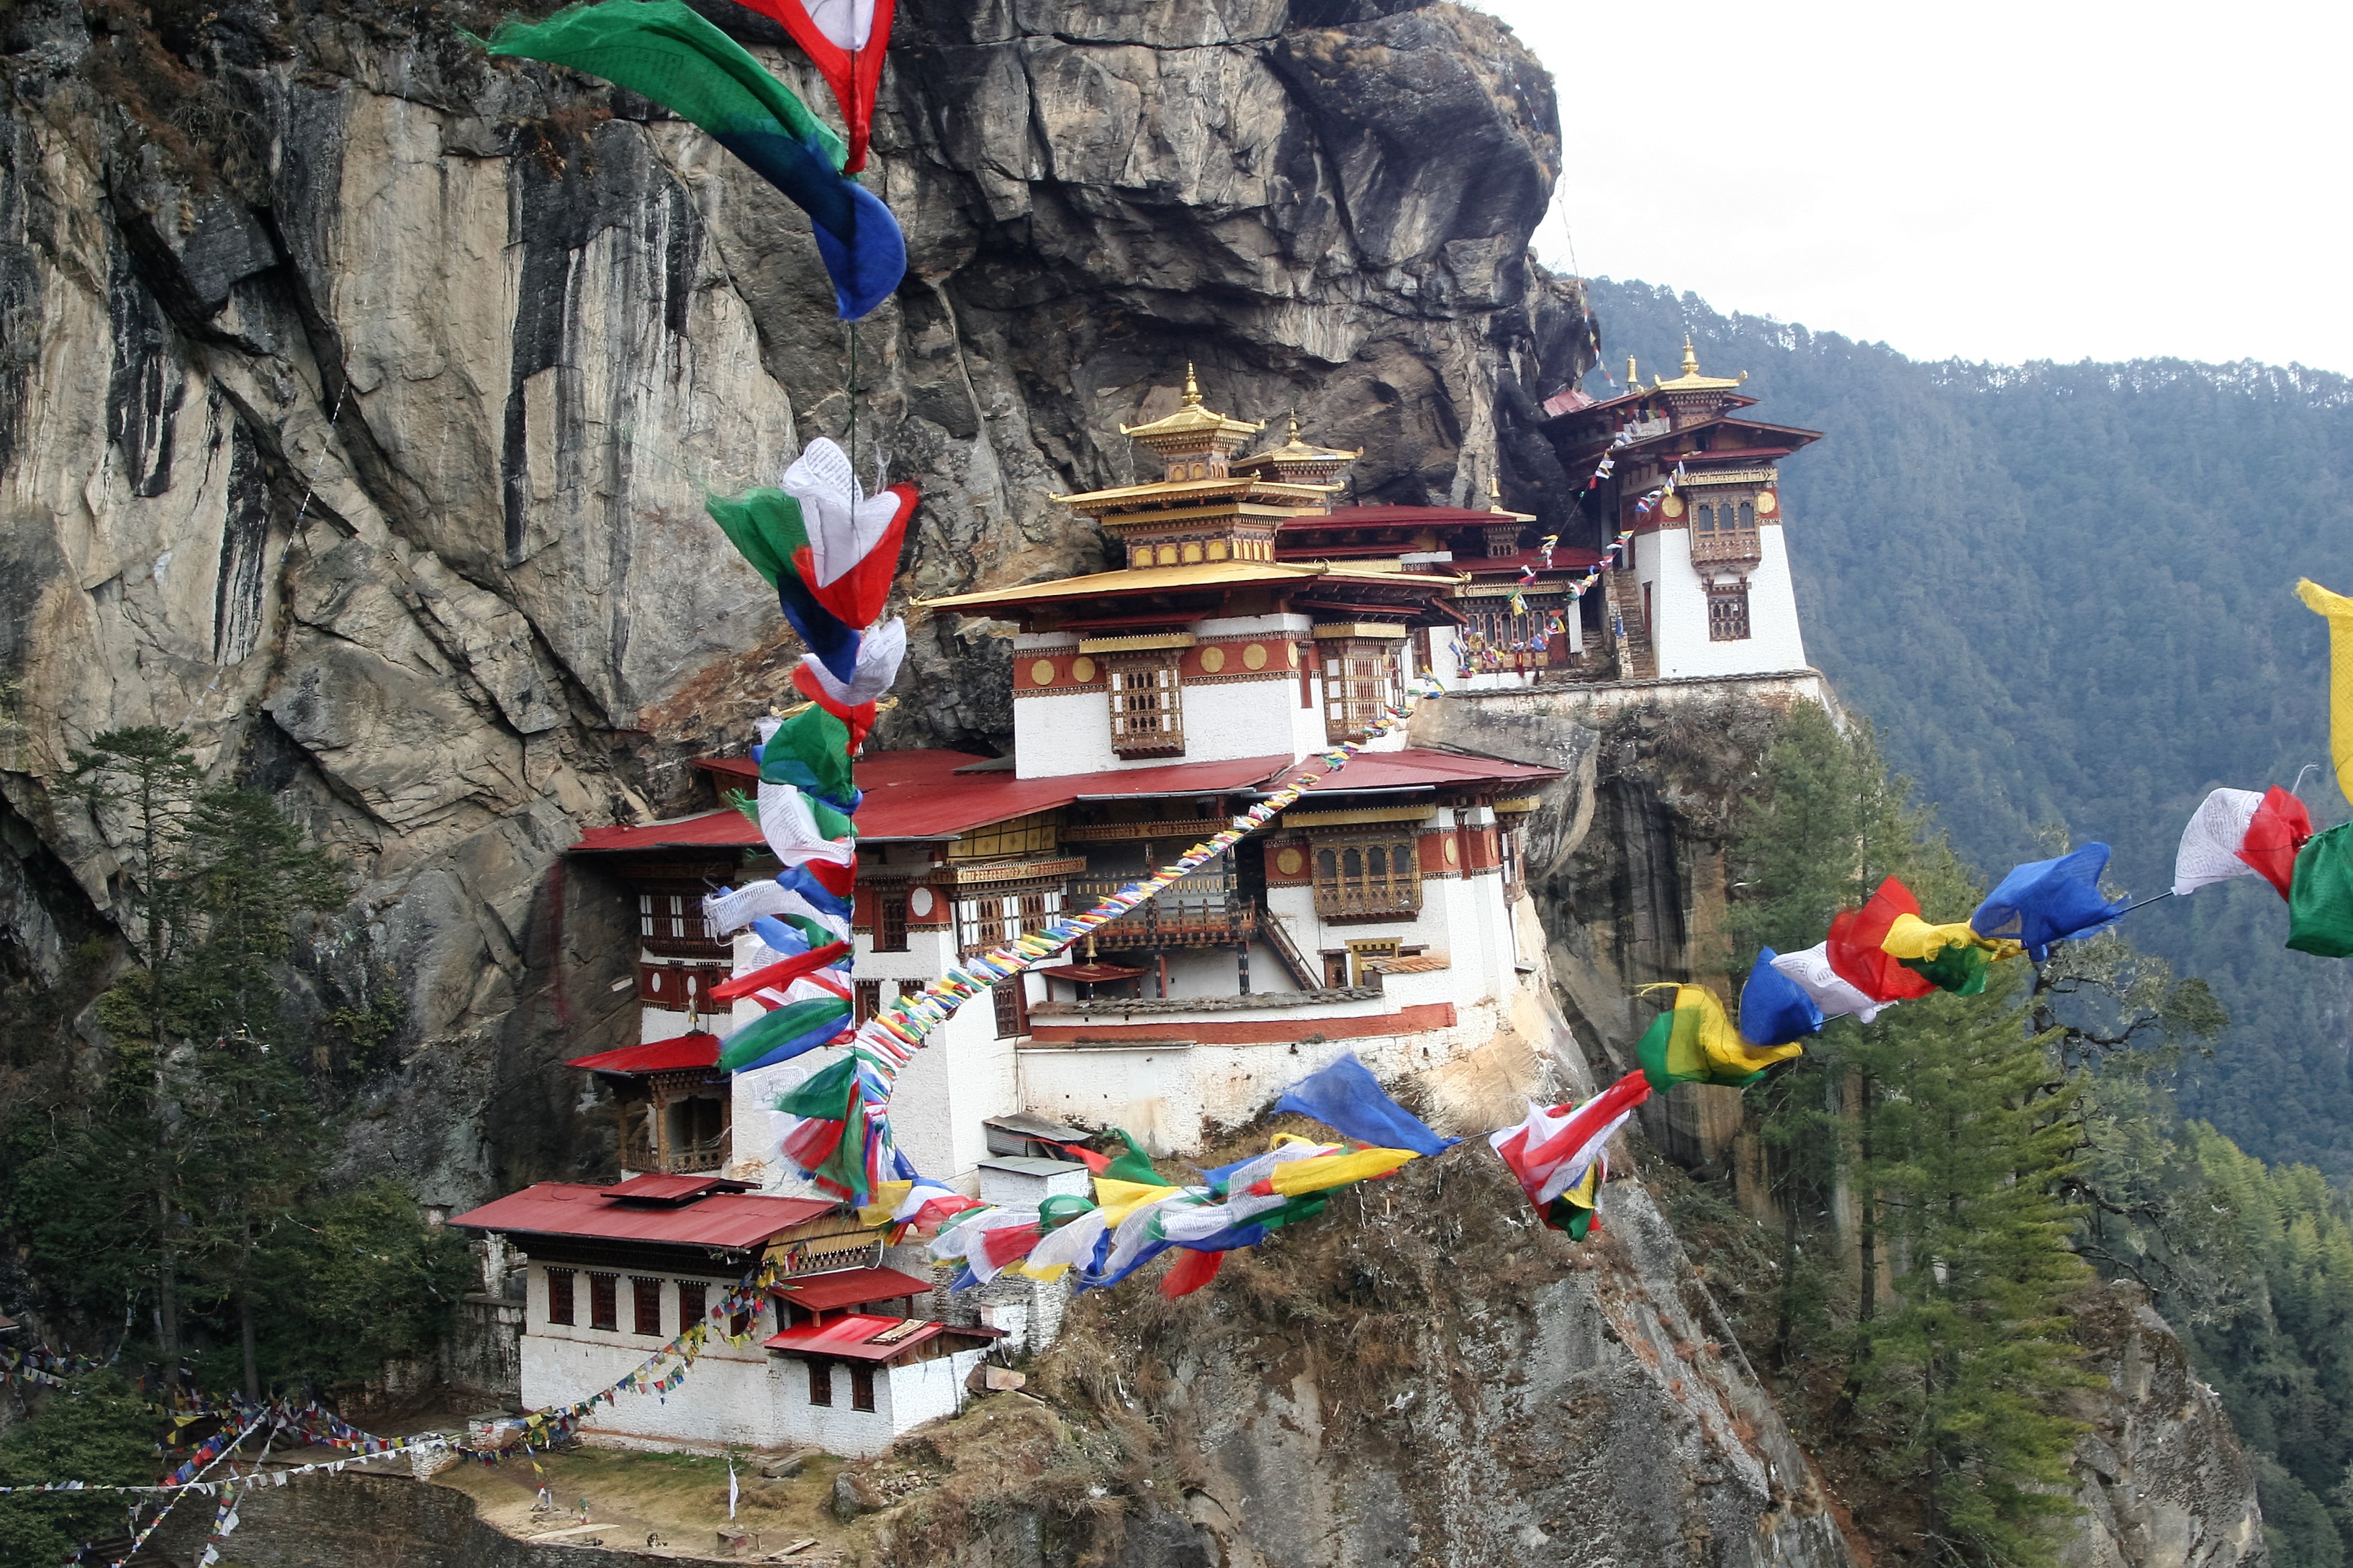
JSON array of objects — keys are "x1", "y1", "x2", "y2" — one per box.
[
  {"x1": 1107, "y1": 654, "x2": 1185, "y2": 758},
  {"x1": 808, "y1": 1359, "x2": 834, "y2": 1407},
  {"x1": 678, "y1": 1280, "x2": 707, "y2": 1330},
  {"x1": 588, "y1": 1272, "x2": 619, "y2": 1332},
  {"x1": 1322, "y1": 638, "x2": 1403, "y2": 743},
  {"x1": 854, "y1": 979, "x2": 885, "y2": 1023},
  {"x1": 546, "y1": 1268, "x2": 576, "y2": 1327},
  {"x1": 849, "y1": 1363, "x2": 877, "y2": 1413},
  {"x1": 993, "y1": 977, "x2": 1028, "y2": 1039},
  {"x1": 631, "y1": 1277, "x2": 664, "y2": 1338},
  {"x1": 1310, "y1": 833, "x2": 1423, "y2": 920},
  {"x1": 1707, "y1": 580, "x2": 1753, "y2": 642},
  {"x1": 875, "y1": 889, "x2": 909, "y2": 952}
]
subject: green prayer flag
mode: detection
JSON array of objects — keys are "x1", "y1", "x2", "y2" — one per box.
[
  {"x1": 2287, "y1": 822, "x2": 2353, "y2": 958},
  {"x1": 705, "y1": 489, "x2": 810, "y2": 588},
  {"x1": 1103, "y1": 1129, "x2": 1160, "y2": 1186},
  {"x1": 760, "y1": 702, "x2": 856, "y2": 804},
  {"x1": 774, "y1": 1053, "x2": 861, "y2": 1118},
  {"x1": 1898, "y1": 942, "x2": 1993, "y2": 996},
  {"x1": 721, "y1": 1000, "x2": 852, "y2": 1074}
]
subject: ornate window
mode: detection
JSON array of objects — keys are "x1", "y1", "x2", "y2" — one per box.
[
  {"x1": 632, "y1": 1277, "x2": 664, "y2": 1338},
  {"x1": 808, "y1": 1360, "x2": 833, "y2": 1406},
  {"x1": 1107, "y1": 656, "x2": 1185, "y2": 757},
  {"x1": 1322, "y1": 638, "x2": 1403, "y2": 743},
  {"x1": 1311, "y1": 834, "x2": 1422, "y2": 920},
  {"x1": 993, "y1": 980, "x2": 1028, "y2": 1039},
  {"x1": 1691, "y1": 493, "x2": 1761, "y2": 564},
  {"x1": 954, "y1": 886, "x2": 1064, "y2": 956},
  {"x1": 1707, "y1": 581, "x2": 1752, "y2": 641},
  {"x1": 849, "y1": 1364, "x2": 877, "y2": 1412},
  {"x1": 678, "y1": 1280, "x2": 706, "y2": 1328}
]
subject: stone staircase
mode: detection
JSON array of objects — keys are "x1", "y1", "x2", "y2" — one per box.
[{"x1": 1605, "y1": 568, "x2": 1658, "y2": 681}]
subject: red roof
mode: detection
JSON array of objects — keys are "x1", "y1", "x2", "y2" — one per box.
[
  {"x1": 772, "y1": 1265, "x2": 934, "y2": 1313},
  {"x1": 762, "y1": 1313, "x2": 950, "y2": 1363},
  {"x1": 577, "y1": 751, "x2": 1296, "y2": 852},
  {"x1": 448, "y1": 1182, "x2": 838, "y2": 1251},
  {"x1": 1272, "y1": 746, "x2": 1561, "y2": 794},
  {"x1": 570, "y1": 812, "x2": 762, "y2": 853},
  {"x1": 567, "y1": 1035, "x2": 721, "y2": 1075},
  {"x1": 597, "y1": 1173, "x2": 747, "y2": 1202}
]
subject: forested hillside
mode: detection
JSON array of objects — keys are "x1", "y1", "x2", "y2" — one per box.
[{"x1": 1579, "y1": 279, "x2": 2353, "y2": 1176}]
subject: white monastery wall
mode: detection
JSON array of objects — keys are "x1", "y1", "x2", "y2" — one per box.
[
  {"x1": 639, "y1": 1003, "x2": 701, "y2": 1045},
  {"x1": 518, "y1": 1266, "x2": 988, "y2": 1458},
  {"x1": 1016, "y1": 994, "x2": 1507, "y2": 1153},
  {"x1": 1638, "y1": 524, "x2": 1808, "y2": 681}
]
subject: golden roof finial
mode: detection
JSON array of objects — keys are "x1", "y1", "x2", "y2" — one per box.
[
  {"x1": 1287, "y1": 410, "x2": 1302, "y2": 443},
  {"x1": 1625, "y1": 355, "x2": 1638, "y2": 389},
  {"x1": 1183, "y1": 362, "x2": 1203, "y2": 407},
  {"x1": 1488, "y1": 474, "x2": 1501, "y2": 499},
  {"x1": 1680, "y1": 333, "x2": 1699, "y2": 378}
]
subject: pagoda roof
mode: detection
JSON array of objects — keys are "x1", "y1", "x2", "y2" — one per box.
[
  {"x1": 1458, "y1": 546, "x2": 1604, "y2": 576},
  {"x1": 1117, "y1": 365, "x2": 1265, "y2": 445},
  {"x1": 1647, "y1": 335, "x2": 1748, "y2": 394},
  {"x1": 1055, "y1": 476, "x2": 1336, "y2": 516},
  {"x1": 1234, "y1": 415, "x2": 1360, "y2": 467}
]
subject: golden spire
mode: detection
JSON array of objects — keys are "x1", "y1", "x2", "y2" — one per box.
[
  {"x1": 1287, "y1": 411, "x2": 1302, "y2": 443},
  {"x1": 1625, "y1": 355, "x2": 1638, "y2": 389},
  {"x1": 1183, "y1": 362, "x2": 1202, "y2": 407},
  {"x1": 1680, "y1": 333, "x2": 1699, "y2": 377}
]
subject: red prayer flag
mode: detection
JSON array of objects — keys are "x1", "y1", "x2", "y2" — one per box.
[
  {"x1": 2238, "y1": 785, "x2": 2315, "y2": 899},
  {"x1": 710, "y1": 941, "x2": 852, "y2": 1002},
  {"x1": 728, "y1": 0, "x2": 896, "y2": 173},
  {"x1": 1161, "y1": 1247, "x2": 1227, "y2": 1298},
  {"x1": 1826, "y1": 876, "x2": 1938, "y2": 1002}
]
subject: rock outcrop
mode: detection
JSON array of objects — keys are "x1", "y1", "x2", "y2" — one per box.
[
  {"x1": 0, "y1": 0, "x2": 1587, "y2": 1202},
  {"x1": 2064, "y1": 1282, "x2": 2270, "y2": 1568}
]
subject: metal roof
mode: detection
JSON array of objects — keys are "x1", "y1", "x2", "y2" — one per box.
[
  {"x1": 762, "y1": 1313, "x2": 947, "y2": 1363},
  {"x1": 770, "y1": 1265, "x2": 934, "y2": 1314},
  {"x1": 448, "y1": 1182, "x2": 839, "y2": 1252},
  {"x1": 1269, "y1": 747, "x2": 1563, "y2": 795}
]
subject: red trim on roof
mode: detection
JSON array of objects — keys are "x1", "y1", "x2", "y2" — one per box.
[
  {"x1": 1270, "y1": 746, "x2": 1563, "y2": 794},
  {"x1": 567, "y1": 1035, "x2": 722, "y2": 1075},
  {"x1": 1283, "y1": 504, "x2": 1521, "y2": 530},
  {"x1": 571, "y1": 812, "x2": 762, "y2": 853},
  {"x1": 1457, "y1": 548, "x2": 1604, "y2": 575},
  {"x1": 762, "y1": 1313, "x2": 947, "y2": 1362},
  {"x1": 772, "y1": 1265, "x2": 934, "y2": 1314},
  {"x1": 448, "y1": 1182, "x2": 839, "y2": 1251}
]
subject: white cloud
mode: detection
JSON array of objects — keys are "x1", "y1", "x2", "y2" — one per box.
[{"x1": 1476, "y1": 0, "x2": 2351, "y2": 371}]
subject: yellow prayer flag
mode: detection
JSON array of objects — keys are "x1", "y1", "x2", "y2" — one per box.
[
  {"x1": 1264, "y1": 1146, "x2": 1419, "y2": 1195},
  {"x1": 1679, "y1": 983, "x2": 1802, "y2": 1075},
  {"x1": 857, "y1": 1179, "x2": 913, "y2": 1228},
  {"x1": 2299, "y1": 579, "x2": 2353, "y2": 807},
  {"x1": 1093, "y1": 1177, "x2": 1183, "y2": 1225}
]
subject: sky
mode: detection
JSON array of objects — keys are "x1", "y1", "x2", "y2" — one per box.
[{"x1": 1474, "y1": 0, "x2": 2352, "y2": 375}]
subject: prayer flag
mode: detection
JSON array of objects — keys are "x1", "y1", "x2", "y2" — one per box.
[
  {"x1": 1272, "y1": 1052, "x2": 1457, "y2": 1155},
  {"x1": 1769, "y1": 941, "x2": 1894, "y2": 1023},
  {"x1": 2287, "y1": 822, "x2": 2353, "y2": 958},
  {"x1": 2298, "y1": 579, "x2": 2353, "y2": 807},
  {"x1": 1738, "y1": 948, "x2": 1825, "y2": 1046},
  {"x1": 1826, "y1": 876, "x2": 1938, "y2": 1002},
  {"x1": 484, "y1": 2, "x2": 905, "y2": 318},
  {"x1": 2241, "y1": 786, "x2": 2316, "y2": 899},
  {"x1": 1972, "y1": 843, "x2": 2128, "y2": 959},
  {"x1": 2174, "y1": 787, "x2": 2267, "y2": 896},
  {"x1": 781, "y1": 437, "x2": 916, "y2": 627},
  {"x1": 1635, "y1": 985, "x2": 1800, "y2": 1090},
  {"x1": 729, "y1": 0, "x2": 895, "y2": 172}
]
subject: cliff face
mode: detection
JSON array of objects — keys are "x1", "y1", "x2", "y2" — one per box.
[{"x1": 0, "y1": 0, "x2": 1586, "y2": 1201}]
